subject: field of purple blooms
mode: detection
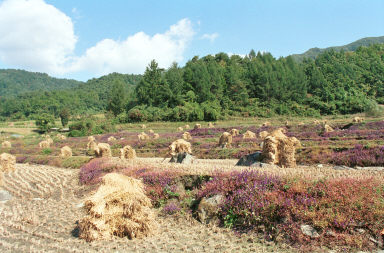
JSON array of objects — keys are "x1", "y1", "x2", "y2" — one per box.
[{"x1": 1, "y1": 116, "x2": 384, "y2": 251}]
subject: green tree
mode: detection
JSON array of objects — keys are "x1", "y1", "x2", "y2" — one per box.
[
  {"x1": 35, "y1": 113, "x2": 55, "y2": 133},
  {"x1": 59, "y1": 108, "x2": 70, "y2": 127},
  {"x1": 107, "y1": 80, "x2": 126, "y2": 116}
]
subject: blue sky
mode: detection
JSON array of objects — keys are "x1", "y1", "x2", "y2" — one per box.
[{"x1": 0, "y1": 0, "x2": 383, "y2": 81}]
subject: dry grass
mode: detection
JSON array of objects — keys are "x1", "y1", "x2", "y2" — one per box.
[
  {"x1": 0, "y1": 163, "x2": 287, "y2": 252},
  {"x1": 78, "y1": 173, "x2": 157, "y2": 241}
]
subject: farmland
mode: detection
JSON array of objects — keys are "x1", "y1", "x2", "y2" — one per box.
[{"x1": 1, "y1": 115, "x2": 384, "y2": 252}]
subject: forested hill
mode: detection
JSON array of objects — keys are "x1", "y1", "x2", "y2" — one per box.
[
  {"x1": 0, "y1": 69, "x2": 83, "y2": 97},
  {"x1": 291, "y1": 36, "x2": 384, "y2": 62},
  {"x1": 0, "y1": 72, "x2": 141, "y2": 119}
]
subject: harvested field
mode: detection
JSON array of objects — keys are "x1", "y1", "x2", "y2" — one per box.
[{"x1": 0, "y1": 163, "x2": 290, "y2": 252}]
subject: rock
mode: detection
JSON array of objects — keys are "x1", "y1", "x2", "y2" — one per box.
[
  {"x1": 197, "y1": 195, "x2": 224, "y2": 225},
  {"x1": 333, "y1": 165, "x2": 354, "y2": 170},
  {"x1": 0, "y1": 190, "x2": 12, "y2": 203},
  {"x1": 169, "y1": 152, "x2": 194, "y2": 164},
  {"x1": 236, "y1": 152, "x2": 262, "y2": 166},
  {"x1": 300, "y1": 224, "x2": 320, "y2": 238},
  {"x1": 355, "y1": 166, "x2": 384, "y2": 171}
]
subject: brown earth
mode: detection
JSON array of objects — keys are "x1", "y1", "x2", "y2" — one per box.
[{"x1": 0, "y1": 163, "x2": 294, "y2": 253}]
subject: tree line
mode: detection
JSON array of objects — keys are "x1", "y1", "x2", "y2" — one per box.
[{"x1": 1, "y1": 43, "x2": 384, "y2": 122}]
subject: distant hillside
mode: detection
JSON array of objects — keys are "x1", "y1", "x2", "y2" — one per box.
[
  {"x1": 0, "y1": 72, "x2": 141, "y2": 118},
  {"x1": 0, "y1": 69, "x2": 83, "y2": 97},
  {"x1": 291, "y1": 36, "x2": 384, "y2": 61}
]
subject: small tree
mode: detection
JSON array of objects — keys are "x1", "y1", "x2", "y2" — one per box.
[
  {"x1": 35, "y1": 113, "x2": 55, "y2": 133},
  {"x1": 59, "y1": 108, "x2": 70, "y2": 127},
  {"x1": 107, "y1": 80, "x2": 126, "y2": 116}
]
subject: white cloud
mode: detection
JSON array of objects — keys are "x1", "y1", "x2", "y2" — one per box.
[
  {"x1": 0, "y1": 0, "x2": 77, "y2": 74},
  {"x1": 70, "y1": 18, "x2": 195, "y2": 75},
  {"x1": 201, "y1": 33, "x2": 219, "y2": 43},
  {"x1": 0, "y1": 0, "x2": 198, "y2": 77}
]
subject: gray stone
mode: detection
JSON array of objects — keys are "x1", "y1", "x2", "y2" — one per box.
[
  {"x1": 0, "y1": 190, "x2": 12, "y2": 203},
  {"x1": 333, "y1": 165, "x2": 354, "y2": 170},
  {"x1": 169, "y1": 152, "x2": 194, "y2": 164},
  {"x1": 197, "y1": 195, "x2": 224, "y2": 225},
  {"x1": 300, "y1": 224, "x2": 320, "y2": 238},
  {"x1": 355, "y1": 166, "x2": 384, "y2": 171},
  {"x1": 236, "y1": 152, "x2": 262, "y2": 166}
]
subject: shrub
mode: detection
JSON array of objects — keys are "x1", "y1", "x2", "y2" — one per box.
[
  {"x1": 35, "y1": 113, "x2": 55, "y2": 133},
  {"x1": 59, "y1": 108, "x2": 70, "y2": 127},
  {"x1": 364, "y1": 99, "x2": 384, "y2": 117}
]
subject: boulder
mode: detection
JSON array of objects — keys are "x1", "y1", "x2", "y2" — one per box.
[
  {"x1": 197, "y1": 195, "x2": 224, "y2": 225},
  {"x1": 169, "y1": 152, "x2": 194, "y2": 164},
  {"x1": 300, "y1": 224, "x2": 320, "y2": 238},
  {"x1": 236, "y1": 152, "x2": 262, "y2": 166}
]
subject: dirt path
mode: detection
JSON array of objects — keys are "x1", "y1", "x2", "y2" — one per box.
[{"x1": 0, "y1": 164, "x2": 291, "y2": 253}]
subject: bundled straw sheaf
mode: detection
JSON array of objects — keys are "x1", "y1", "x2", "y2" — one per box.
[{"x1": 78, "y1": 173, "x2": 157, "y2": 241}]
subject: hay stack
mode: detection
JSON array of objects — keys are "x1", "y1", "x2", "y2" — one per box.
[
  {"x1": 298, "y1": 122, "x2": 305, "y2": 126},
  {"x1": 0, "y1": 153, "x2": 16, "y2": 172},
  {"x1": 46, "y1": 137, "x2": 53, "y2": 145},
  {"x1": 261, "y1": 128, "x2": 301, "y2": 168},
  {"x1": 258, "y1": 131, "x2": 269, "y2": 139},
  {"x1": 78, "y1": 173, "x2": 157, "y2": 242},
  {"x1": 141, "y1": 124, "x2": 146, "y2": 129},
  {"x1": 243, "y1": 130, "x2": 256, "y2": 139},
  {"x1": 39, "y1": 140, "x2": 50, "y2": 148},
  {"x1": 177, "y1": 127, "x2": 183, "y2": 132},
  {"x1": 262, "y1": 122, "x2": 271, "y2": 127},
  {"x1": 218, "y1": 132, "x2": 232, "y2": 148},
  {"x1": 148, "y1": 129, "x2": 154, "y2": 134},
  {"x1": 107, "y1": 136, "x2": 116, "y2": 142},
  {"x1": 353, "y1": 117, "x2": 363, "y2": 123},
  {"x1": 88, "y1": 136, "x2": 96, "y2": 142},
  {"x1": 94, "y1": 143, "x2": 112, "y2": 158},
  {"x1": 138, "y1": 132, "x2": 150, "y2": 141},
  {"x1": 56, "y1": 134, "x2": 66, "y2": 140},
  {"x1": 184, "y1": 124, "x2": 190, "y2": 129},
  {"x1": 194, "y1": 124, "x2": 201, "y2": 130},
  {"x1": 285, "y1": 121, "x2": 289, "y2": 126},
  {"x1": 168, "y1": 139, "x2": 192, "y2": 156},
  {"x1": 153, "y1": 133, "x2": 159, "y2": 139},
  {"x1": 120, "y1": 145, "x2": 136, "y2": 160},
  {"x1": 208, "y1": 122, "x2": 214, "y2": 128},
  {"x1": 182, "y1": 132, "x2": 192, "y2": 141},
  {"x1": 1, "y1": 141, "x2": 11, "y2": 148},
  {"x1": 87, "y1": 140, "x2": 97, "y2": 151},
  {"x1": 313, "y1": 120, "x2": 320, "y2": 125},
  {"x1": 230, "y1": 129, "x2": 239, "y2": 137},
  {"x1": 60, "y1": 146, "x2": 72, "y2": 158},
  {"x1": 323, "y1": 124, "x2": 334, "y2": 133}
]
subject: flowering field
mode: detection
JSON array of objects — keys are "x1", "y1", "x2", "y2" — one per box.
[{"x1": 1, "y1": 115, "x2": 384, "y2": 251}]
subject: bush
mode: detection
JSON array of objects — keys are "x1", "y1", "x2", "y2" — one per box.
[
  {"x1": 68, "y1": 117, "x2": 115, "y2": 137},
  {"x1": 35, "y1": 113, "x2": 55, "y2": 133},
  {"x1": 201, "y1": 101, "x2": 221, "y2": 121},
  {"x1": 364, "y1": 99, "x2": 384, "y2": 117}
]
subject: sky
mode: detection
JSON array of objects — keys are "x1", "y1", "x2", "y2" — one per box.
[{"x1": 0, "y1": 0, "x2": 383, "y2": 81}]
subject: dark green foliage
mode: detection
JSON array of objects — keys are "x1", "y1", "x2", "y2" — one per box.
[
  {"x1": 35, "y1": 113, "x2": 55, "y2": 133},
  {"x1": 2, "y1": 40, "x2": 384, "y2": 122},
  {"x1": 59, "y1": 108, "x2": 70, "y2": 127},
  {"x1": 68, "y1": 117, "x2": 115, "y2": 137},
  {"x1": 0, "y1": 69, "x2": 82, "y2": 97},
  {"x1": 107, "y1": 80, "x2": 126, "y2": 116}
]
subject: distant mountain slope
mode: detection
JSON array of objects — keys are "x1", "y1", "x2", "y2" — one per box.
[
  {"x1": 291, "y1": 36, "x2": 384, "y2": 62},
  {"x1": 0, "y1": 72, "x2": 141, "y2": 117},
  {"x1": 0, "y1": 69, "x2": 83, "y2": 97}
]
